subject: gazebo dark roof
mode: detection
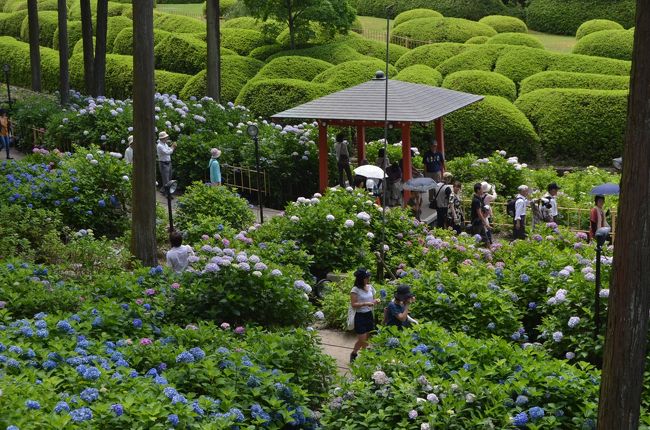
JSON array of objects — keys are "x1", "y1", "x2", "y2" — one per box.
[{"x1": 272, "y1": 78, "x2": 484, "y2": 123}]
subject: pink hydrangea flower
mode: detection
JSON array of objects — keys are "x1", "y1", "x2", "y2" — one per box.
[
  {"x1": 201, "y1": 234, "x2": 210, "y2": 241},
  {"x1": 135, "y1": 298, "x2": 144, "y2": 305},
  {"x1": 234, "y1": 326, "x2": 245, "y2": 335},
  {"x1": 220, "y1": 322, "x2": 231, "y2": 330},
  {"x1": 144, "y1": 289, "x2": 156, "y2": 296},
  {"x1": 171, "y1": 283, "x2": 181, "y2": 289},
  {"x1": 140, "y1": 338, "x2": 153, "y2": 346}
]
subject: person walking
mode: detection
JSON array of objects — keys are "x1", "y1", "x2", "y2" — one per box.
[
  {"x1": 513, "y1": 185, "x2": 530, "y2": 240},
  {"x1": 0, "y1": 109, "x2": 13, "y2": 160},
  {"x1": 385, "y1": 161, "x2": 402, "y2": 207},
  {"x1": 209, "y1": 148, "x2": 222, "y2": 185},
  {"x1": 434, "y1": 172, "x2": 453, "y2": 229},
  {"x1": 449, "y1": 181, "x2": 464, "y2": 234},
  {"x1": 471, "y1": 183, "x2": 489, "y2": 242},
  {"x1": 124, "y1": 135, "x2": 134, "y2": 164},
  {"x1": 589, "y1": 195, "x2": 610, "y2": 240},
  {"x1": 335, "y1": 133, "x2": 353, "y2": 188},
  {"x1": 349, "y1": 268, "x2": 380, "y2": 362},
  {"x1": 375, "y1": 148, "x2": 390, "y2": 170},
  {"x1": 157, "y1": 131, "x2": 176, "y2": 192},
  {"x1": 423, "y1": 139, "x2": 444, "y2": 206},
  {"x1": 385, "y1": 285, "x2": 416, "y2": 330},
  {"x1": 544, "y1": 182, "x2": 560, "y2": 223},
  {"x1": 166, "y1": 231, "x2": 195, "y2": 273}
]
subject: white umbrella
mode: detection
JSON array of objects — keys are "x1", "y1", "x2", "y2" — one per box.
[
  {"x1": 353, "y1": 164, "x2": 385, "y2": 180},
  {"x1": 403, "y1": 177, "x2": 437, "y2": 192}
]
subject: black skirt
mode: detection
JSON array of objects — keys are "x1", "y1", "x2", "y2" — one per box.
[{"x1": 354, "y1": 311, "x2": 375, "y2": 334}]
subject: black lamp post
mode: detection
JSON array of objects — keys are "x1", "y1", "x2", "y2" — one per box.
[
  {"x1": 3, "y1": 64, "x2": 11, "y2": 110},
  {"x1": 164, "y1": 180, "x2": 177, "y2": 232},
  {"x1": 246, "y1": 124, "x2": 263, "y2": 223},
  {"x1": 594, "y1": 226, "x2": 611, "y2": 338}
]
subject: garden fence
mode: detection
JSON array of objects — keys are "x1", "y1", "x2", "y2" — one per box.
[
  {"x1": 220, "y1": 163, "x2": 269, "y2": 199},
  {"x1": 353, "y1": 28, "x2": 434, "y2": 49}
]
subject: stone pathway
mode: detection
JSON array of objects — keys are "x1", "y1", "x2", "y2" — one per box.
[{"x1": 317, "y1": 329, "x2": 357, "y2": 376}]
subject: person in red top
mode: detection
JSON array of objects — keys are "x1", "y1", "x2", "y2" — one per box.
[
  {"x1": 0, "y1": 109, "x2": 12, "y2": 159},
  {"x1": 590, "y1": 195, "x2": 610, "y2": 239}
]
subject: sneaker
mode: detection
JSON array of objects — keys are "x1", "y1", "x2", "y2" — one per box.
[{"x1": 349, "y1": 352, "x2": 358, "y2": 363}]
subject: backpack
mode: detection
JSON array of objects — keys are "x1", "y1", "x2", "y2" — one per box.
[
  {"x1": 430, "y1": 184, "x2": 444, "y2": 210},
  {"x1": 383, "y1": 306, "x2": 390, "y2": 325},
  {"x1": 507, "y1": 197, "x2": 523, "y2": 218}
]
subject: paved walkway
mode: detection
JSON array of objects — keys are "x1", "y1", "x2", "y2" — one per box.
[{"x1": 317, "y1": 328, "x2": 357, "y2": 376}]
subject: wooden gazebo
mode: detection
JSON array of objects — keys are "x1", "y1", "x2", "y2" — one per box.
[{"x1": 272, "y1": 75, "x2": 483, "y2": 200}]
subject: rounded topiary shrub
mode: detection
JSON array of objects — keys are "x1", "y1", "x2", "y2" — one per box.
[
  {"x1": 392, "y1": 17, "x2": 497, "y2": 44},
  {"x1": 72, "y1": 36, "x2": 93, "y2": 57},
  {"x1": 395, "y1": 42, "x2": 471, "y2": 70},
  {"x1": 254, "y1": 56, "x2": 333, "y2": 82},
  {"x1": 576, "y1": 19, "x2": 624, "y2": 40},
  {"x1": 235, "y1": 79, "x2": 332, "y2": 118},
  {"x1": 249, "y1": 44, "x2": 284, "y2": 61},
  {"x1": 70, "y1": 53, "x2": 136, "y2": 99},
  {"x1": 220, "y1": 28, "x2": 267, "y2": 55},
  {"x1": 493, "y1": 46, "x2": 555, "y2": 84},
  {"x1": 549, "y1": 52, "x2": 631, "y2": 76},
  {"x1": 312, "y1": 59, "x2": 398, "y2": 91},
  {"x1": 156, "y1": 70, "x2": 193, "y2": 96},
  {"x1": 395, "y1": 65, "x2": 443, "y2": 87},
  {"x1": 68, "y1": 1, "x2": 128, "y2": 19},
  {"x1": 52, "y1": 20, "x2": 82, "y2": 54},
  {"x1": 393, "y1": 8, "x2": 443, "y2": 27},
  {"x1": 0, "y1": 36, "x2": 59, "y2": 91},
  {"x1": 487, "y1": 32, "x2": 544, "y2": 49},
  {"x1": 515, "y1": 88, "x2": 628, "y2": 164},
  {"x1": 342, "y1": 33, "x2": 409, "y2": 65},
  {"x1": 268, "y1": 42, "x2": 365, "y2": 65},
  {"x1": 519, "y1": 70, "x2": 630, "y2": 95},
  {"x1": 526, "y1": 0, "x2": 635, "y2": 35},
  {"x1": 465, "y1": 36, "x2": 489, "y2": 44},
  {"x1": 356, "y1": 0, "x2": 519, "y2": 21},
  {"x1": 436, "y1": 44, "x2": 508, "y2": 77},
  {"x1": 478, "y1": 15, "x2": 528, "y2": 33},
  {"x1": 112, "y1": 27, "x2": 172, "y2": 55},
  {"x1": 446, "y1": 95, "x2": 540, "y2": 160},
  {"x1": 153, "y1": 13, "x2": 205, "y2": 33},
  {"x1": 222, "y1": 16, "x2": 261, "y2": 30},
  {"x1": 572, "y1": 29, "x2": 633, "y2": 61},
  {"x1": 180, "y1": 55, "x2": 265, "y2": 102},
  {"x1": 20, "y1": 10, "x2": 58, "y2": 47},
  {"x1": 154, "y1": 33, "x2": 207, "y2": 75},
  {"x1": 0, "y1": 10, "x2": 27, "y2": 39},
  {"x1": 442, "y1": 70, "x2": 517, "y2": 101},
  {"x1": 106, "y1": 15, "x2": 132, "y2": 52}
]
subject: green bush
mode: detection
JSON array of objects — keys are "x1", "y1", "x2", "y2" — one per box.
[
  {"x1": 526, "y1": 0, "x2": 635, "y2": 35},
  {"x1": 549, "y1": 51, "x2": 631, "y2": 75},
  {"x1": 112, "y1": 27, "x2": 171, "y2": 55},
  {"x1": 153, "y1": 12, "x2": 204, "y2": 33},
  {"x1": 52, "y1": 20, "x2": 82, "y2": 54},
  {"x1": 436, "y1": 44, "x2": 508, "y2": 76},
  {"x1": 235, "y1": 78, "x2": 332, "y2": 118},
  {"x1": 493, "y1": 46, "x2": 554, "y2": 83},
  {"x1": 19, "y1": 10, "x2": 58, "y2": 47},
  {"x1": 487, "y1": 32, "x2": 545, "y2": 49},
  {"x1": 355, "y1": 0, "x2": 522, "y2": 21},
  {"x1": 220, "y1": 27, "x2": 267, "y2": 55},
  {"x1": 576, "y1": 18, "x2": 624, "y2": 40},
  {"x1": 68, "y1": 1, "x2": 128, "y2": 19},
  {"x1": 179, "y1": 55, "x2": 264, "y2": 101},
  {"x1": 0, "y1": 10, "x2": 27, "y2": 39},
  {"x1": 268, "y1": 42, "x2": 366, "y2": 65},
  {"x1": 446, "y1": 95, "x2": 540, "y2": 161},
  {"x1": 395, "y1": 42, "x2": 470, "y2": 70},
  {"x1": 154, "y1": 33, "x2": 207, "y2": 75},
  {"x1": 155, "y1": 70, "x2": 193, "y2": 96},
  {"x1": 572, "y1": 29, "x2": 633, "y2": 60},
  {"x1": 393, "y1": 8, "x2": 443, "y2": 27},
  {"x1": 519, "y1": 70, "x2": 630, "y2": 95},
  {"x1": 442, "y1": 70, "x2": 517, "y2": 101},
  {"x1": 395, "y1": 64, "x2": 442, "y2": 87},
  {"x1": 392, "y1": 17, "x2": 497, "y2": 44},
  {"x1": 0, "y1": 36, "x2": 59, "y2": 91},
  {"x1": 515, "y1": 88, "x2": 628, "y2": 165},
  {"x1": 465, "y1": 35, "x2": 489, "y2": 44},
  {"x1": 249, "y1": 43, "x2": 284, "y2": 61},
  {"x1": 312, "y1": 59, "x2": 398, "y2": 91},
  {"x1": 253, "y1": 56, "x2": 333, "y2": 82},
  {"x1": 71, "y1": 35, "x2": 93, "y2": 56},
  {"x1": 222, "y1": 16, "x2": 261, "y2": 30},
  {"x1": 70, "y1": 53, "x2": 140, "y2": 99},
  {"x1": 105, "y1": 15, "x2": 132, "y2": 52},
  {"x1": 479, "y1": 14, "x2": 528, "y2": 33},
  {"x1": 342, "y1": 33, "x2": 409, "y2": 64}
]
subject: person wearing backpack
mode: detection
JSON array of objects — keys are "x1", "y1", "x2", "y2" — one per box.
[
  {"x1": 434, "y1": 172, "x2": 454, "y2": 228},
  {"x1": 349, "y1": 268, "x2": 380, "y2": 363},
  {"x1": 512, "y1": 185, "x2": 530, "y2": 240},
  {"x1": 471, "y1": 183, "x2": 489, "y2": 241}
]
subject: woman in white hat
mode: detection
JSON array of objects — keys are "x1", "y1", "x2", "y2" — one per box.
[
  {"x1": 480, "y1": 181, "x2": 497, "y2": 224},
  {"x1": 124, "y1": 135, "x2": 134, "y2": 164},
  {"x1": 209, "y1": 148, "x2": 222, "y2": 185},
  {"x1": 157, "y1": 131, "x2": 176, "y2": 191}
]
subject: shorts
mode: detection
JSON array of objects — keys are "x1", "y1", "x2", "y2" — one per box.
[{"x1": 354, "y1": 311, "x2": 375, "y2": 334}]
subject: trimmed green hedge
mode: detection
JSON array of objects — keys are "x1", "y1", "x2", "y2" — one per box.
[
  {"x1": 220, "y1": 27, "x2": 266, "y2": 56},
  {"x1": 52, "y1": 20, "x2": 82, "y2": 55},
  {"x1": 106, "y1": 15, "x2": 132, "y2": 52},
  {"x1": 392, "y1": 17, "x2": 497, "y2": 44},
  {"x1": 68, "y1": 1, "x2": 129, "y2": 20},
  {"x1": 155, "y1": 70, "x2": 193, "y2": 96},
  {"x1": 72, "y1": 36, "x2": 94, "y2": 57},
  {"x1": 446, "y1": 95, "x2": 539, "y2": 160},
  {"x1": 153, "y1": 13, "x2": 204, "y2": 33},
  {"x1": 341, "y1": 33, "x2": 409, "y2": 65},
  {"x1": 0, "y1": 36, "x2": 59, "y2": 91},
  {"x1": 442, "y1": 70, "x2": 516, "y2": 100},
  {"x1": 526, "y1": 0, "x2": 635, "y2": 35},
  {"x1": 249, "y1": 44, "x2": 284, "y2": 61},
  {"x1": 478, "y1": 15, "x2": 527, "y2": 33},
  {"x1": 576, "y1": 19, "x2": 624, "y2": 40},
  {"x1": 395, "y1": 42, "x2": 470, "y2": 70},
  {"x1": 20, "y1": 10, "x2": 59, "y2": 48},
  {"x1": 515, "y1": 88, "x2": 627, "y2": 164},
  {"x1": 154, "y1": 33, "x2": 207, "y2": 75},
  {"x1": 355, "y1": 0, "x2": 522, "y2": 21},
  {"x1": 466, "y1": 36, "x2": 489, "y2": 44},
  {"x1": 112, "y1": 27, "x2": 173, "y2": 55},
  {"x1": 222, "y1": 16, "x2": 261, "y2": 30},
  {"x1": 253, "y1": 56, "x2": 333, "y2": 82},
  {"x1": 235, "y1": 78, "x2": 333, "y2": 118},
  {"x1": 179, "y1": 55, "x2": 265, "y2": 102},
  {"x1": 436, "y1": 44, "x2": 507, "y2": 76},
  {"x1": 268, "y1": 42, "x2": 366, "y2": 65},
  {"x1": 312, "y1": 59, "x2": 398, "y2": 91},
  {"x1": 487, "y1": 32, "x2": 544, "y2": 49},
  {"x1": 549, "y1": 52, "x2": 631, "y2": 75},
  {"x1": 394, "y1": 65, "x2": 442, "y2": 87},
  {"x1": 519, "y1": 70, "x2": 630, "y2": 95},
  {"x1": 0, "y1": 11, "x2": 27, "y2": 39},
  {"x1": 393, "y1": 8, "x2": 443, "y2": 27},
  {"x1": 572, "y1": 29, "x2": 633, "y2": 61}
]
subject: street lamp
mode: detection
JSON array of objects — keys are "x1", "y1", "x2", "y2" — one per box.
[
  {"x1": 594, "y1": 226, "x2": 611, "y2": 339},
  {"x1": 246, "y1": 124, "x2": 263, "y2": 223},
  {"x1": 3, "y1": 64, "x2": 11, "y2": 111},
  {"x1": 163, "y1": 180, "x2": 178, "y2": 232}
]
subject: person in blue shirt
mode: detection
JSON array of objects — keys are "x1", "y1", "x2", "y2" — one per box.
[
  {"x1": 209, "y1": 148, "x2": 221, "y2": 185},
  {"x1": 423, "y1": 139, "x2": 445, "y2": 207},
  {"x1": 385, "y1": 285, "x2": 415, "y2": 329}
]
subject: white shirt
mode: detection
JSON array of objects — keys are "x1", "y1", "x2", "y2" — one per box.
[
  {"x1": 351, "y1": 285, "x2": 376, "y2": 313},
  {"x1": 548, "y1": 195, "x2": 558, "y2": 217},
  {"x1": 334, "y1": 141, "x2": 349, "y2": 162},
  {"x1": 157, "y1": 141, "x2": 174, "y2": 162},
  {"x1": 514, "y1": 194, "x2": 528, "y2": 221},
  {"x1": 166, "y1": 245, "x2": 194, "y2": 273},
  {"x1": 124, "y1": 146, "x2": 133, "y2": 164}
]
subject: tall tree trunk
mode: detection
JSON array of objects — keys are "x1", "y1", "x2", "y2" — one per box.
[
  {"x1": 287, "y1": 0, "x2": 295, "y2": 50},
  {"x1": 206, "y1": 0, "x2": 221, "y2": 102},
  {"x1": 57, "y1": 0, "x2": 70, "y2": 105},
  {"x1": 80, "y1": 0, "x2": 94, "y2": 95},
  {"x1": 94, "y1": 0, "x2": 108, "y2": 96},
  {"x1": 130, "y1": 0, "x2": 158, "y2": 266},
  {"x1": 27, "y1": 0, "x2": 41, "y2": 92},
  {"x1": 597, "y1": 2, "x2": 650, "y2": 429}
]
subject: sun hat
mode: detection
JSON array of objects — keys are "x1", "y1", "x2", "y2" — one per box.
[
  {"x1": 481, "y1": 181, "x2": 492, "y2": 193},
  {"x1": 158, "y1": 131, "x2": 169, "y2": 140},
  {"x1": 127, "y1": 135, "x2": 133, "y2": 144},
  {"x1": 443, "y1": 172, "x2": 453, "y2": 179},
  {"x1": 395, "y1": 285, "x2": 414, "y2": 301},
  {"x1": 211, "y1": 148, "x2": 221, "y2": 158}
]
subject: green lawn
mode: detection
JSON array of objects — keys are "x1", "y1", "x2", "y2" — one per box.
[
  {"x1": 357, "y1": 16, "x2": 393, "y2": 32},
  {"x1": 528, "y1": 30, "x2": 577, "y2": 53},
  {"x1": 156, "y1": 3, "x2": 204, "y2": 19}
]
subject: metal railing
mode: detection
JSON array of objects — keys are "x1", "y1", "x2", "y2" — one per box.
[
  {"x1": 220, "y1": 163, "x2": 269, "y2": 197},
  {"x1": 353, "y1": 28, "x2": 435, "y2": 49}
]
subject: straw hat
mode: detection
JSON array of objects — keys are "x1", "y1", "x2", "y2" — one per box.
[
  {"x1": 211, "y1": 148, "x2": 221, "y2": 158},
  {"x1": 127, "y1": 135, "x2": 133, "y2": 144},
  {"x1": 158, "y1": 131, "x2": 169, "y2": 140}
]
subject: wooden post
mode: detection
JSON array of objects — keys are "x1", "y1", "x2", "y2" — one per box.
[
  {"x1": 435, "y1": 117, "x2": 446, "y2": 172},
  {"x1": 356, "y1": 125, "x2": 365, "y2": 165},
  {"x1": 401, "y1": 123, "x2": 412, "y2": 204},
  {"x1": 57, "y1": 0, "x2": 69, "y2": 105},
  {"x1": 205, "y1": 0, "x2": 221, "y2": 102},
  {"x1": 27, "y1": 0, "x2": 41, "y2": 92},
  {"x1": 318, "y1": 122, "x2": 328, "y2": 193},
  {"x1": 130, "y1": 0, "x2": 158, "y2": 266},
  {"x1": 597, "y1": 0, "x2": 650, "y2": 427}
]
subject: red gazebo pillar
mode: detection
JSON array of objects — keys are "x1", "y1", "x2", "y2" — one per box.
[
  {"x1": 356, "y1": 125, "x2": 366, "y2": 165},
  {"x1": 435, "y1": 117, "x2": 446, "y2": 172},
  {"x1": 401, "y1": 123, "x2": 412, "y2": 205},
  {"x1": 318, "y1": 121, "x2": 328, "y2": 193}
]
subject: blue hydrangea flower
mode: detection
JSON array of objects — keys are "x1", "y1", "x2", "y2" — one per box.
[
  {"x1": 54, "y1": 401, "x2": 70, "y2": 414},
  {"x1": 171, "y1": 394, "x2": 187, "y2": 405},
  {"x1": 229, "y1": 408, "x2": 245, "y2": 422},
  {"x1": 487, "y1": 322, "x2": 496, "y2": 330},
  {"x1": 25, "y1": 400, "x2": 40, "y2": 410},
  {"x1": 132, "y1": 319, "x2": 142, "y2": 329},
  {"x1": 247, "y1": 375, "x2": 261, "y2": 387},
  {"x1": 386, "y1": 337, "x2": 400, "y2": 348},
  {"x1": 251, "y1": 403, "x2": 271, "y2": 423},
  {"x1": 70, "y1": 407, "x2": 93, "y2": 422},
  {"x1": 520, "y1": 274, "x2": 530, "y2": 283},
  {"x1": 80, "y1": 388, "x2": 99, "y2": 403},
  {"x1": 189, "y1": 347, "x2": 205, "y2": 361},
  {"x1": 7, "y1": 358, "x2": 21, "y2": 368},
  {"x1": 111, "y1": 403, "x2": 124, "y2": 416},
  {"x1": 42, "y1": 359, "x2": 57, "y2": 370},
  {"x1": 34, "y1": 320, "x2": 47, "y2": 329},
  {"x1": 163, "y1": 387, "x2": 178, "y2": 399},
  {"x1": 411, "y1": 344, "x2": 429, "y2": 354},
  {"x1": 515, "y1": 395, "x2": 529, "y2": 405},
  {"x1": 36, "y1": 329, "x2": 48, "y2": 338},
  {"x1": 216, "y1": 347, "x2": 230, "y2": 354},
  {"x1": 512, "y1": 412, "x2": 528, "y2": 427},
  {"x1": 82, "y1": 367, "x2": 101, "y2": 380},
  {"x1": 56, "y1": 320, "x2": 74, "y2": 333},
  {"x1": 529, "y1": 406, "x2": 545, "y2": 420},
  {"x1": 168, "y1": 414, "x2": 179, "y2": 427},
  {"x1": 192, "y1": 400, "x2": 204, "y2": 416},
  {"x1": 91, "y1": 316, "x2": 102, "y2": 327},
  {"x1": 154, "y1": 376, "x2": 168, "y2": 385},
  {"x1": 175, "y1": 351, "x2": 194, "y2": 363}
]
